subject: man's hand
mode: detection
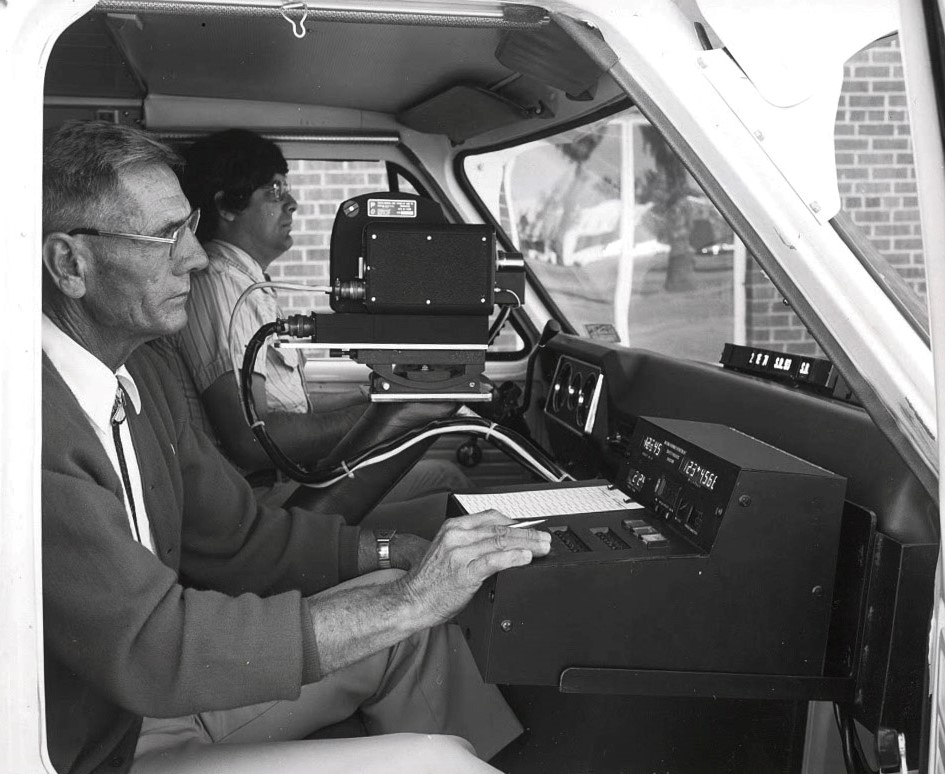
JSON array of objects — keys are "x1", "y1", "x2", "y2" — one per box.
[
  {"x1": 400, "y1": 510, "x2": 551, "y2": 628},
  {"x1": 307, "y1": 510, "x2": 549, "y2": 675},
  {"x1": 391, "y1": 533, "x2": 430, "y2": 572}
]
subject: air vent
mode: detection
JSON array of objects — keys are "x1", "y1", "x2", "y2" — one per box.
[
  {"x1": 575, "y1": 373, "x2": 598, "y2": 428},
  {"x1": 545, "y1": 355, "x2": 603, "y2": 436}
]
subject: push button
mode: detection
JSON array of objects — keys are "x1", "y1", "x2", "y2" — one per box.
[{"x1": 641, "y1": 533, "x2": 668, "y2": 547}]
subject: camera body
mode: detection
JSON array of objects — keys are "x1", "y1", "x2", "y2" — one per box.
[{"x1": 293, "y1": 192, "x2": 525, "y2": 401}]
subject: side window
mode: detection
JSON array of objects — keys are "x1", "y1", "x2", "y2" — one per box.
[
  {"x1": 394, "y1": 172, "x2": 421, "y2": 196},
  {"x1": 835, "y1": 36, "x2": 928, "y2": 309}
]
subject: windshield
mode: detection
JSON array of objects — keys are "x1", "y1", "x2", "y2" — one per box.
[{"x1": 463, "y1": 35, "x2": 929, "y2": 365}]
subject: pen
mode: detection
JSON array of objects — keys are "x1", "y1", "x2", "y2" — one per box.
[{"x1": 509, "y1": 518, "x2": 548, "y2": 529}]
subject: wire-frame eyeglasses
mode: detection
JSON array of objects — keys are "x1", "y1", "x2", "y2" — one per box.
[
  {"x1": 261, "y1": 179, "x2": 292, "y2": 203},
  {"x1": 68, "y1": 209, "x2": 201, "y2": 257}
]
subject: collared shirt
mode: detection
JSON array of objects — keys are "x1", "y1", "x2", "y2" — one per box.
[
  {"x1": 42, "y1": 315, "x2": 155, "y2": 553},
  {"x1": 175, "y1": 239, "x2": 310, "y2": 418}
]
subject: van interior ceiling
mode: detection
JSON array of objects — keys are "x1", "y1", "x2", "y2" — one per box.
[{"x1": 44, "y1": 8, "x2": 621, "y2": 141}]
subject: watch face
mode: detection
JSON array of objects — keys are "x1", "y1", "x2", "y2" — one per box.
[{"x1": 376, "y1": 529, "x2": 395, "y2": 570}]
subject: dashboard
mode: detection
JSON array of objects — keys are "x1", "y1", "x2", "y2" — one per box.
[
  {"x1": 538, "y1": 334, "x2": 934, "y2": 542},
  {"x1": 520, "y1": 332, "x2": 938, "y2": 768}
]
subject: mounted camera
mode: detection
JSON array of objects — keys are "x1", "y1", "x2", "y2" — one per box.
[{"x1": 281, "y1": 192, "x2": 525, "y2": 401}]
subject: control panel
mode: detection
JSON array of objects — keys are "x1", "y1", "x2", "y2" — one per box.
[
  {"x1": 618, "y1": 417, "x2": 836, "y2": 553},
  {"x1": 455, "y1": 417, "x2": 848, "y2": 688}
]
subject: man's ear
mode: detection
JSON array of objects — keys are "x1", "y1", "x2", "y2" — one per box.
[
  {"x1": 214, "y1": 190, "x2": 237, "y2": 223},
  {"x1": 42, "y1": 234, "x2": 88, "y2": 299}
]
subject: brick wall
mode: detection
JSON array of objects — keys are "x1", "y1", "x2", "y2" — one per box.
[
  {"x1": 745, "y1": 36, "x2": 925, "y2": 357},
  {"x1": 274, "y1": 160, "x2": 388, "y2": 315}
]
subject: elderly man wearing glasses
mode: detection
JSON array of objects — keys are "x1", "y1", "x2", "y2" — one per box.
[
  {"x1": 159, "y1": 128, "x2": 469, "y2": 536},
  {"x1": 42, "y1": 119, "x2": 546, "y2": 774}
]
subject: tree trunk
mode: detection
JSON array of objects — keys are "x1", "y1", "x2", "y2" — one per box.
[
  {"x1": 664, "y1": 247, "x2": 697, "y2": 292},
  {"x1": 663, "y1": 202, "x2": 696, "y2": 292},
  {"x1": 549, "y1": 165, "x2": 588, "y2": 264}
]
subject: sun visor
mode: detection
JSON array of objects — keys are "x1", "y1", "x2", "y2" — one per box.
[
  {"x1": 495, "y1": 21, "x2": 618, "y2": 100},
  {"x1": 696, "y1": 0, "x2": 897, "y2": 107},
  {"x1": 397, "y1": 85, "x2": 531, "y2": 144},
  {"x1": 694, "y1": 0, "x2": 897, "y2": 222}
]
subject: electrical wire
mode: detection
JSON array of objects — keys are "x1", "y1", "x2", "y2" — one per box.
[
  {"x1": 832, "y1": 703, "x2": 874, "y2": 774},
  {"x1": 231, "y1": 273, "x2": 552, "y2": 487},
  {"x1": 488, "y1": 306, "x2": 511, "y2": 345},
  {"x1": 294, "y1": 419, "x2": 574, "y2": 488},
  {"x1": 496, "y1": 286, "x2": 522, "y2": 308},
  {"x1": 520, "y1": 319, "x2": 561, "y2": 416},
  {"x1": 241, "y1": 320, "x2": 573, "y2": 486},
  {"x1": 228, "y1": 280, "x2": 331, "y2": 410}
]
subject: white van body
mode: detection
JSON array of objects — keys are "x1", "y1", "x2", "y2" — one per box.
[{"x1": 3, "y1": 0, "x2": 944, "y2": 771}]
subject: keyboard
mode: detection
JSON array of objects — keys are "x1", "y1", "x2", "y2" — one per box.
[{"x1": 453, "y1": 484, "x2": 643, "y2": 521}]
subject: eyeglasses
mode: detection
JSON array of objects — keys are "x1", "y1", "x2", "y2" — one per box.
[
  {"x1": 261, "y1": 179, "x2": 292, "y2": 203},
  {"x1": 68, "y1": 209, "x2": 201, "y2": 256}
]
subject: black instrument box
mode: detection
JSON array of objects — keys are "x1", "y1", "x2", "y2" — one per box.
[
  {"x1": 453, "y1": 417, "x2": 846, "y2": 688},
  {"x1": 364, "y1": 223, "x2": 495, "y2": 315}
]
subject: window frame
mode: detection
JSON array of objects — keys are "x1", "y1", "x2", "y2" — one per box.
[
  {"x1": 454, "y1": 99, "x2": 635, "y2": 338},
  {"x1": 458, "y1": 102, "x2": 755, "y2": 360}
]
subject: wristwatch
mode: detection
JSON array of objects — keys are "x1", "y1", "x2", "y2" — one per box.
[{"x1": 376, "y1": 529, "x2": 397, "y2": 570}]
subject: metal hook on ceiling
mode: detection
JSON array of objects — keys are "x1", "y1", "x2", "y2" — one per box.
[{"x1": 280, "y1": 1, "x2": 309, "y2": 39}]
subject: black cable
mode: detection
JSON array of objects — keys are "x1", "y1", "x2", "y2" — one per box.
[
  {"x1": 241, "y1": 321, "x2": 571, "y2": 485},
  {"x1": 834, "y1": 703, "x2": 861, "y2": 774},
  {"x1": 833, "y1": 703, "x2": 874, "y2": 774},
  {"x1": 520, "y1": 319, "x2": 561, "y2": 414},
  {"x1": 334, "y1": 416, "x2": 566, "y2": 478},
  {"x1": 241, "y1": 321, "x2": 315, "y2": 481},
  {"x1": 488, "y1": 306, "x2": 512, "y2": 345},
  {"x1": 851, "y1": 718, "x2": 873, "y2": 774}
]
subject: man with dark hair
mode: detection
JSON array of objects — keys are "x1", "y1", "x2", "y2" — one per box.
[
  {"x1": 41, "y1": 119, "x2": 548, "y2": 774},
  {"x1": 166, "y1": 128, "x2": 467, "y2": 534}
]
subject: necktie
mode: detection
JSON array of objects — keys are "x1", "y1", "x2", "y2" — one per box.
[{"x1": 111, "y1": 387, "x2": 142, "y2": 543}]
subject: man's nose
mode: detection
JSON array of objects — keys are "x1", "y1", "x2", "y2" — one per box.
[
  {"x1": 176, "y1": 227, "x2": 208, "y2": 273},
  {"x1": 285, "y1": 193, "x2": 298, "y2": 213}
]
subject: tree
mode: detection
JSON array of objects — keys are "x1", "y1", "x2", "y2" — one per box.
[
  {"x1": 526, "y1": 128, "x2": 608, "y2": 264},
  {"x1": 637, "y1": 125, "x2": 697, "y2": 292}
]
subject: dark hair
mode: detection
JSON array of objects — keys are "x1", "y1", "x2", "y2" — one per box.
[
  {"x1": 43, "y1": 120, "x2": 181, "y2": 235},
  {"x1": 179, "y1": 129, "x2": 288, "y2": 241}
]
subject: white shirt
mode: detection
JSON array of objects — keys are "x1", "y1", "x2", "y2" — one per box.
[
  {"x1": 177, "y1": 239, "x2": 310, "y2": 414},
  {"x1": 42, "y1": 315, "x2": 155, "y2": 553}
]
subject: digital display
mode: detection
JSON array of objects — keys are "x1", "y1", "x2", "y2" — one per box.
[
  {"x1": 680, "y1": 457, "x2": 718, "y2": 491},
  {"x1": 748, "y1": 350, "x2": 794, "y2": 373},
  {"x1": 642, "y1": 435, "x2": 664, "y2": 457},
  {"x1": 721, "y1": 344, "x2": 838, "y2": 395}
]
